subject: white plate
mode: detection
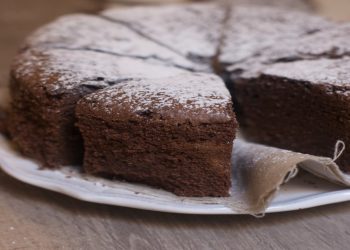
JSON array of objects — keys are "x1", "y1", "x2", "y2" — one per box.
[{"x1": 1, "y1": 141, "x2": 350, "y2": 215}]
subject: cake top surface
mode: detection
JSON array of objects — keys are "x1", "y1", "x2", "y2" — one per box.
[
  {"x1": 81, "y1": 73, "x2": 233, "y2": 122},
  {"x1": 13, "y1": 2, "x2": 350, "y2": 102},
  {"x1": 254, "y1": 23, "x2": 350, "y2": 64},
  {"x1": 101, "y1": 2, "x2": 226, "y2": 60},
  {"x1": 13, "y1": 48, "x2": 188, "y2": 96},
  {"x1": 261, "y1": 57, "x2": 350, "y2": 88},
  {"x1": 101, "y1": 0, "x2": 311, "y2": 62},
  {"x1": 228, "y1": 22, "x2": 350, "y2": 88},
  {"x1": 220, "y1": 6, "x2": 332, "y2": 64},
  {"x1": 23, "y1": 14, "x2": 203, "y2": 71}
]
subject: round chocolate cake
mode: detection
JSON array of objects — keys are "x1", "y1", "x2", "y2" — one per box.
[{"x1": 8, "y1": 0, "x2": 350, "y2": 197}]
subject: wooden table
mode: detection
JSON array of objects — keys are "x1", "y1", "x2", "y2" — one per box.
[{"x1": 1, "y1": 1, "x2": 350, "y2": 249}]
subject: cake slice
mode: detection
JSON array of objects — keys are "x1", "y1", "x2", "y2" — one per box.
[
  {"x1": 101, "y1": 2, "x2": 227, "y2": 63},
  {"x1": 224, "y1": 17, "x2": 350, "y2": 171},
  {"x1": 233, "y1": 58, "x2": 350, "y2": 171},
  {"x1": 9, "y1": 48, "x2": 187, "y2": 168},
  {"x1": 76, "y1": 73, "x2": 237, "y2": 197}
]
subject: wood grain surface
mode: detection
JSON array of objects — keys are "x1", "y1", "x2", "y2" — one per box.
[{"x1": 1, "y1": 0, "x2": 350, "y2": 249}]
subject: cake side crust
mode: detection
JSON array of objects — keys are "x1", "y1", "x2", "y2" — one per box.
[
  {"x1": 234, "y1": 58, "x2": 350, "y2": 171},
  {"x1": 76, "y1": 74, "x2": 237, "y2": 196}
]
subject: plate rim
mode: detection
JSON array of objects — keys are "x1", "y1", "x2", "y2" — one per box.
[{"x1": 1, "y1": 149, "x2": 350, "y2": 215}]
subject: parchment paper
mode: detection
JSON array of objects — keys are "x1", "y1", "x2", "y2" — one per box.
[{"x1": 227, "y1": 139, "x2": 350, "y2": 214}]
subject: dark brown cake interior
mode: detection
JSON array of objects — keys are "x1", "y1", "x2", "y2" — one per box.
[
  {"x1": 77, "y1": 112, "x2": 235, "y2": 196},
  {"x1": 9, "y1": 73, "x2": 89, "y2": 167},
  {"x1": 76, "y1": 74, "x2": 237, "y2": 196},
  {"x1": 225, "y1": 21, "x2": 350, "y2": 171},
  {"x1": 232, "y1": 58, "x2": 350, "y2": 171},
  {"x1": 237, "y1": 76, "x2": 349, "y2": 161},
  {"x1": 0, "y1": 109, "x2": 7, "y2": 135}
]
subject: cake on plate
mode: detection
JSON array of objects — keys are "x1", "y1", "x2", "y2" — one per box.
[
  {"x1": 76, "y1": 73, "x2": 236, "y2": 196},
  {"x1": 10, "y1": 0, "x2": 350, "y2": 196},
  {"x1": 226, "y1": 21, "x2": 350, "y2": 171}
]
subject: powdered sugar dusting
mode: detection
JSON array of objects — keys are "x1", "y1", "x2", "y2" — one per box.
[
  {"x1": 14, "y1": 48, "x2": 188, "y2": 95},
  {"x1": 249, "y1": 23, "x2": 350, "y2": 65},
  {"x1": 220, "y1": 6, "x2": 332, "y2": 64},
  {"x1": 24, "y1": 14, "x2": 202, "y2": 71},
  {"x1": 102, "y1": 2, "x2": 226, "y2": 59},
  {"x1": 84, "y1": 73, "x2": 231, "y2": 117},
  {"x1": 263, "y1": 57, "x2": 350, "y2": 87},
  {"x1": 226, "y1": 16, "x2": 350, "y2": 87}
]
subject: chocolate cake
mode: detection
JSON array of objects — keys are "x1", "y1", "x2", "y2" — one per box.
[
  {"x1": 11, "y1": 0, "x2": 342, "y2": 196},
  {"x1": 0, "y1": 87, "x2": 9, "y2": 135},
  {"x1": 225, "y1": 19, "x2": 350, "y2": 171},
  {"x1": 9, "y1": 48, "x2": 187, "y2": 167},
  {"x1": 76, "y1": 73, "x2": 237, "y2": 196},
  {"x1": 232, "y1": 58, "x2": 350, "y2": 171},
  {"x1": 0, "y1": 109, "x2": 6, "y2": 135}
]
